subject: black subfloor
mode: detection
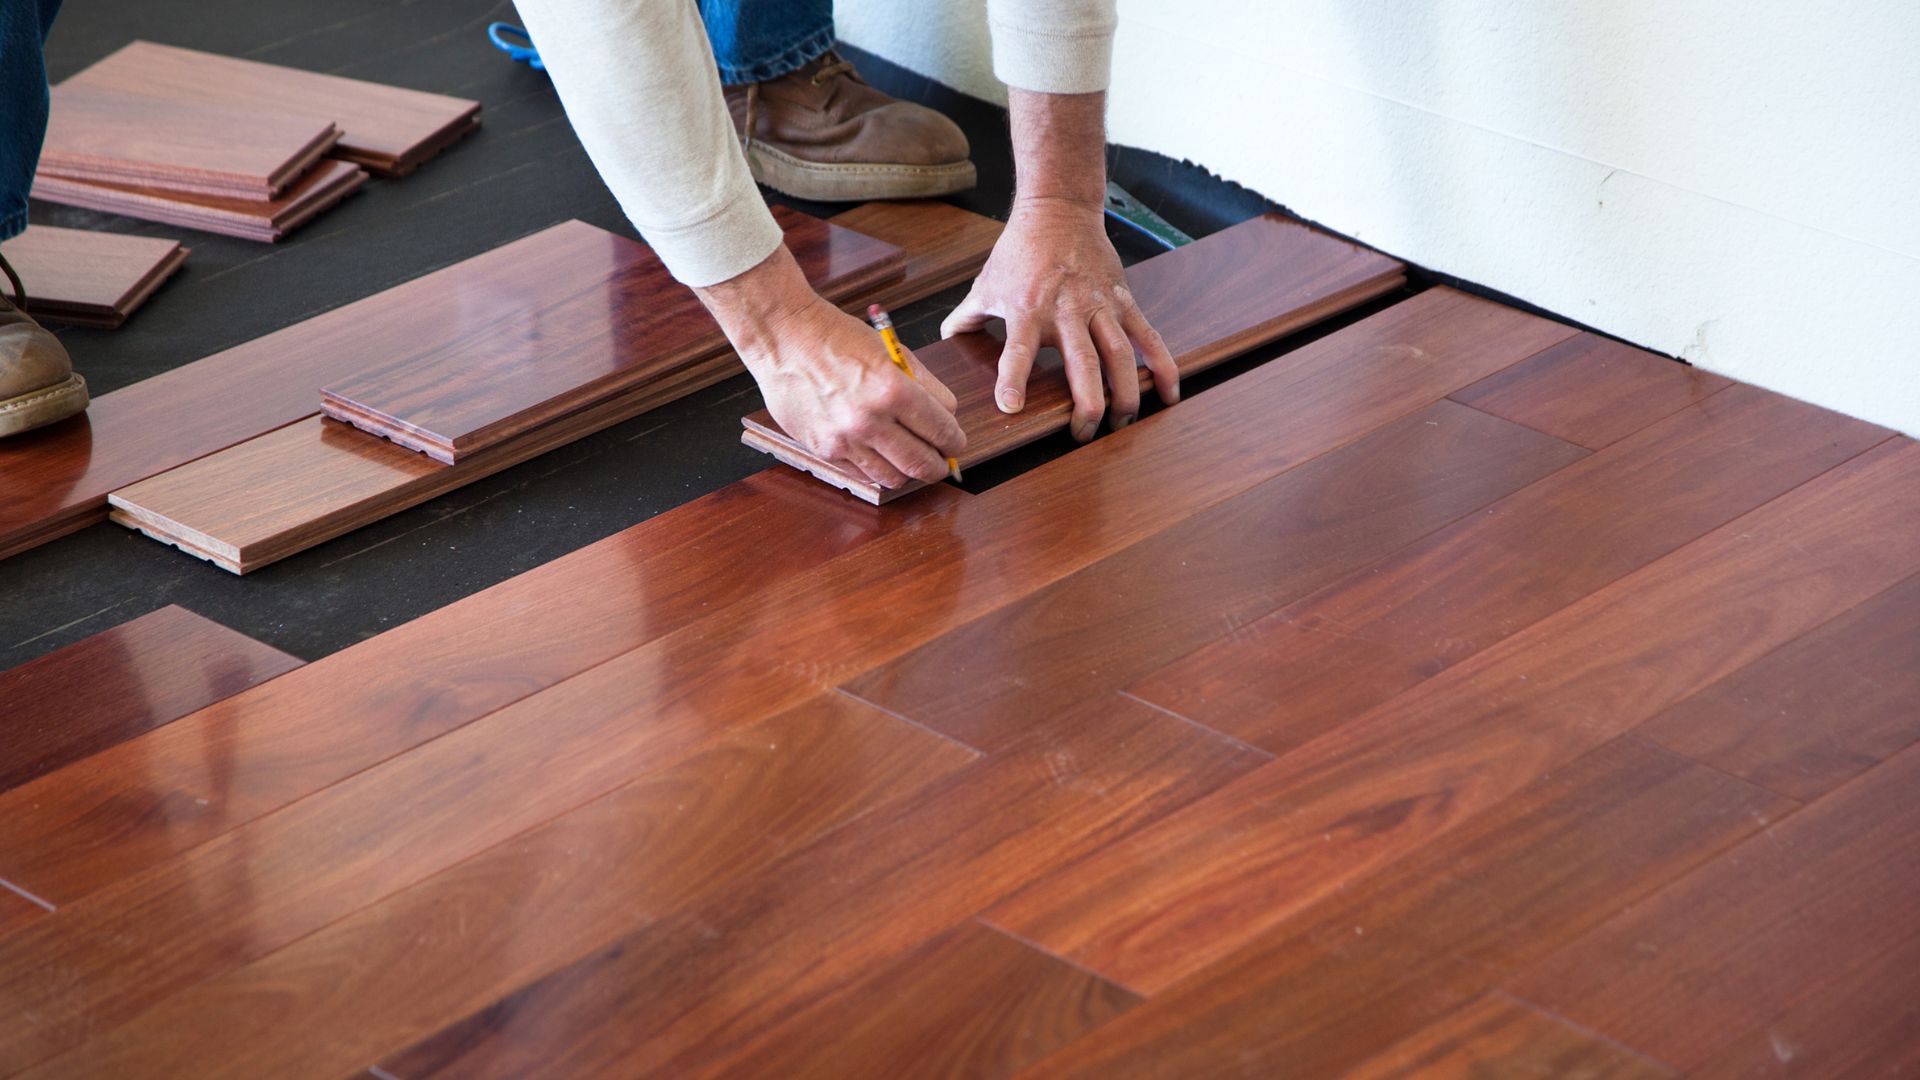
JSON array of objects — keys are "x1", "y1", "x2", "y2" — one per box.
[{"x1": 0, "y1": 0, "x2": 1356, "y2": 671}]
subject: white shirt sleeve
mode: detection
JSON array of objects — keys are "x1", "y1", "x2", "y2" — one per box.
[
  {"x1": 987, "y1": 0, "x2": 1119, "y2": 95},
  {"x1": 511, "y1": 0, "x2": 782, "y2": 288}
]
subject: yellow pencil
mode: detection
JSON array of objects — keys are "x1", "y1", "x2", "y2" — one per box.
[{"x1": 868, "y1": 304, "x2": 961, "y2": 483}]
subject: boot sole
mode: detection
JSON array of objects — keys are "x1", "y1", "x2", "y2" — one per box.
[
  {"x1": 0, "y1": 373, "x2": 89, "y2": 437},
  {"x1": 746, "y1": 143, "x2": 977, "y2": 202}
]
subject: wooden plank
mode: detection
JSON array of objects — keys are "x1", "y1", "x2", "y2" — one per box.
[
  {"x1": 108, "y1": 204, "x2": 1004, "y2": 573},
  {"x1": 1128, "y1": 383, "x2": 1891, "y2": 753},
  {"x1": 829, "y1": 199, "x2": 1004, "y2": 311},
  {"x1": 0, "y1": 212, "x2": 870, "y2": 562},
  {"x1": 1637, "y1": 571, "x2": 1920, "y2": 801},
  {"x1": 33, "y1": 159, "x2": 367, "y2": 243},
  {"x1": 1345, "y1": 994, "x2": 1674, "y2": 1080},
  {"x1": 1688, "y1": 928, "x2": 1920, "y2": 1080},
  {"x1": 173, "y1": 696, "x2": 1261, "y2": 1080},
  {"x1": 383, "y1": 920, "x2": 1136, "y2": 1080},
  {"x1": 1507, "y1": 739, "x2": 1920, "y2": 1070},
  {"x1": 0, "y1": 226, "x2": 186, "y2": 329},
  {"x1": 40, "y1": 82, "x2": 339, "y2": 199},
  {"x1": 1011, "y1": 736, "x2": 1787, "y2": 1078},
  {"x1": 0, "y1": 605, "x2": 300, "y2": 796},
  {"x1": 842, "y1": 399, "x2": 1587, "y2": 750},
  {"x1": 740, "y1": 212, "x2": 1408, "y2": 503},
  {"x1": 65, "y1": 41, "x2": 480, "y2": 176},
  {"x1": 0, "y1": 469, "x2": 965, "y2": 910},
  {"x1": 1452, "y1": 332, "x2": 1731, "y2": 449},
  {"x1": 321, "y1": 208, "x2": 906, "y2": 463},
  {"x1": 2, "y1": 694, "x2": 975, "y2": 1077},
  {"x1": 985, "y1": 437, "x2": 1920, "y2": 996}
]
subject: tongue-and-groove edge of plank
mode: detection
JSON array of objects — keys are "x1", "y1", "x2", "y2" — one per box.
[
  {"x1": 740, "y1": 212, "x2": 1407, "y2": 504},
  {"x1": 0, "y1": 226, "x2": 188, "y2": 329},
  {"x1": 107, "y1": 203, "x2": 1002, "y2": 574}
]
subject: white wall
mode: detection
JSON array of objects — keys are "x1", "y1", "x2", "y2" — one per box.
[{"x1": 839, "y1": 1, "x2": 1920, "y2": 436}]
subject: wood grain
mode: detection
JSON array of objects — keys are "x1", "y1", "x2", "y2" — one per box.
[
  {"x1": 109, "y1": 204, "x2": 1003, "y2": 573},
  {"x1": 65, "y1": 40, "x2": 480, "y2": 176},
  {"x1": 0, "y1": 605, "x2": 299, "y2": 796},
  {"x1": 5, "y1": 693, "x2": 974, "y2": 1077},
  {"x1": 341, "y1": 697, "x2": 1262, "y2": 1080},
  {"x1": 321, "y1": 208, "x2": 905, "y2": 463},
  {"x1": 842, "y1": 399, "x2": 1586, "y2": 750},
  {"x1": 1507, "y1": 738, "x2": 1920, "y2": 1070},
  {"x1": 1452, "y1": 332, "x2": 1731, "y2": 449},
  {"x1": 1344, "y1": 993, "x2": 1674, "y2": 1080},
  {"x1": 741, "y1": 212, "x2": 1408, "y2": 503},
  {"x1": 0, "y1": 469, "x2": 964, "y2": 910},
  {"x1": 1688, "y1": 927, "x2": 1920, "y2": 1080},
  {"x1": 986, "y1": 437, "x2": 1919, "y2": 996},
  {"x1": 0, "y1": 211, "x2": 864, "y2": 562},
  {"x1": 0, "y1": 226, "x2": 186, "y2": 328},
  {"x1": 1128, "y1": 383, "x2": 1891, "y2": 753},
  {"x1": 1636, "y1": 571, "x2": 1920, "y2": 801},
  {"x1": 33, "y1": 159, "x2": 367, "y2": 242},
  {"x1": 41, "y1": 83, "x2": 339, "y2": 199},
  {"x1": 1011, "y1": 735, "x2": 1788, "y2": 1078},
  {"x1": 828, "y1": 199, "x2": 1004, "y2": 311}
]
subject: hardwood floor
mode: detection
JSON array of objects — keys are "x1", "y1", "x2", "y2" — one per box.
[
  {"x1": 0, "y1": 226, "x2": 186, "y2": 328},
  {"x1": 4, "y1": 225, "x2": 1916, "y2": 1077}
]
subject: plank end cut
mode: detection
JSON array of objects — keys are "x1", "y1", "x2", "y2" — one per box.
[{"x1": 740, "y1": 211, "x2": 1407, "y2": 503}]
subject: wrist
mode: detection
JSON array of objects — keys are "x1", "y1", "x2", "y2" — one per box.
[{"x1": 694, "y1": 244, "x2": 825, "y2": 369}]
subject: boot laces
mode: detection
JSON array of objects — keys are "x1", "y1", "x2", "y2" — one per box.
[{"x1": 0, "y1": 252, "x2": 24, "y2": 310}]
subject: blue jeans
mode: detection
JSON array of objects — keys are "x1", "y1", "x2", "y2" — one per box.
[
  {"x1": 1, "y1": 0, "x2": 59, "y2": 242},
  {"x1": 700, "y1": 0, "x2": 833, "y2": 85}
]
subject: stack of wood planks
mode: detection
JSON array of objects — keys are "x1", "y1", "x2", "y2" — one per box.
[
  {"x1": 0, "y1": 225, "x2": 186, "y2": 329},
  {"x1": 2, "y1": 265, "x2": 1912, "y2": 1075},
  {"x1": 30, "y1": 42, "x2": 479, "y2": 241}
]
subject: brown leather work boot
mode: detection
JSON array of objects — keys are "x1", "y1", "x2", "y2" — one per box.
[
  {"x1": 0, "y1": 251, "x2": 88, "y2": 437},
  {"x1": 724, "y1": 50, "x2": 976, "y2": 202}
]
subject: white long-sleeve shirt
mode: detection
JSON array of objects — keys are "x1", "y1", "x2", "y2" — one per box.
[{"x1": 512, "y1": 0, "x2": 1118, "y2": 286}]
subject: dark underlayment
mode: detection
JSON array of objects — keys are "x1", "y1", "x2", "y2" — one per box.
[{"x1": 3, "y1": 1, "x2": 1915, "y2": 1077}]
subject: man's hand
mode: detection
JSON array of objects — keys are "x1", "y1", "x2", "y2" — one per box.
[
  {"x1": 940, "y1": 89, "x2": 1176, "y2": 442},
  {"x1": 699, "y1": 243, "x2": 964, "y2": 489}
]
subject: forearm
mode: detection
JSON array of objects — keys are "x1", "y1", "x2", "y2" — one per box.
[
  {"x1": 1009, "y1": 88, "x2": 1108, "y2": 210},
  {"x1": 512, "y1": 0, "x2": 781, "y2": 287}
]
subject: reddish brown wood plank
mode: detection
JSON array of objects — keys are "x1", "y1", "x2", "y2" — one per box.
[
  {"x1": 11, "y1": 694, "x2": 974, "y2": 1078},
  {"x1": 1507, "y1": 739, "x2": 1920, "y2": 1070},
  {"x1": 1129, "y1": 383, "x2": 1891, "y2": 753},
  {"x1": 1013, "y1": 736, "x2": 1786, "y2": 1078},
  {"x1": 283, "y1": 697, "x2": 1260, "y2": 1080},
  {"x1": 65, "y1": 41, "x2": 480, "y2": 176},
  {"x1": 0, "y1": 226, "x2": 186, "y2": 328},
  {"x1": 1345, "y1": 994, "x2": 1673, "y2": 1080},
  {"x1": 986, "y1": 437, "x2": 1919, "y2": 996},
  {"x1": 843, "y1": 399, "x2": 1586, "y2": 749},
  {"x1": 1637, "y1": 571, "x2": 1920, "y2": 801},
  {"x1": 829, "y1": 199, "x2": 1004, "y2": 311},
  {"x1": 1688, "y1": 928, "x2": 1920, "y2": 1080},
  {"x1": 0, "y1": 212, "x2": 867, "y2": 562},
  {"x1": 0, "y1": 605, "x2": 300, "y2": 795},
  {"x1": 1452, "y1": 332, "x2": 1731, "y2": 449},
  {"x1": 33, "y1": 159, "x2": 367, "y2": 243},
  {"x1": 40, "y1": 82, "x2": 339, "y2": 198},
  {"x1": 0, "y1": 470, "x2": 964, "y2": 909},
  {"x1": 321, "y1": 209, "x2": 905, "y2": 463},
  {"x1": 741, "y1": 212, "x2": 1408, "y2": 503}
]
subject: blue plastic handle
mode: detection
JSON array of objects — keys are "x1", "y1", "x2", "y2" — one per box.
[{"x1": 487, "y1": 22, "x2": 544, "y2": 71}]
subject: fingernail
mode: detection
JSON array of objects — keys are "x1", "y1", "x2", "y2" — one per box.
[
  {"x1": 1116, "y1": 414, "x2": 1135, "y2": 430},
  {"x1": 1072, "y1": 420, "x2": 1096, "y2": 442},
  {"x1": 998, "y1": 388, "x2": 1023, "y2": 413}
]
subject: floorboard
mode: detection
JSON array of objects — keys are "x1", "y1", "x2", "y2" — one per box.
[
  {"x1": 985, "y1": 437, "x2": 1918, "y2": 995},
  {"x1": 1128, "y1": 383, "x2": 1890, "y2": 752},
  {"x1": 11, "y1": 693, "x2": 973, "y2": 1078},
  {"x1": 1009, "y1": 735, "x2": 1787, "y2": 1077},
  {"x1": 0, "y1": 471, "x2": 964, "y2": 910},
  {"x1": 842, "y1": 399, "x2": 1585, "y2": 750},
  {"x1": 1636, "y1": 571, "x2": 1920, "y2": 801},
  {"x1": 0, "y1": 604, "x2": 300, "y2": 796},
  {"x1": 1344, "y1": 993, "x2": 1674, "y2": 1079},
  {"x1": 741, "y1": 212, "x2": 1408, "y2": 502},
  {"x1": 34, "y1": 159, "x2": 368, "y2": 242},
  {"x1": 1451, "y1": 331, "x2": 1731, "y2": 449},
  {"x1": 1506, "y1": 738, "x2": 1920, "y2": 1070},
  {"x1": 0, "y1": 225, "x2": 186, "y2": 328}
]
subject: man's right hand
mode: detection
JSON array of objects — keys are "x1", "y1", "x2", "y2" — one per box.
[{"x1": 698, "y1": 243, "x2": 965, "y2": 489}]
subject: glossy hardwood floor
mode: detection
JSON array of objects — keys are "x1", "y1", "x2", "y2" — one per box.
[{"x1": 3, "y1": 263, "x2": 1914, "y2": 1078}]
